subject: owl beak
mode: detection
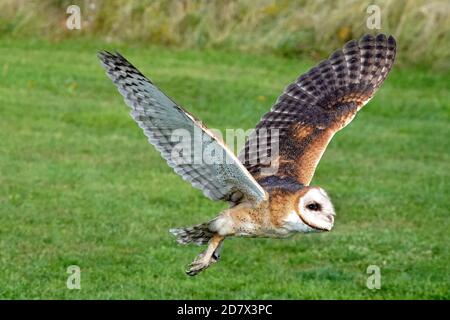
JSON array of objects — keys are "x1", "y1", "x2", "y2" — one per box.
[
  {"x1": 323, "y1": 214, "x2": 334, "y2": 230},
  {"x1": 298, "y1": 210, "x2": 334, "y2": 231}
]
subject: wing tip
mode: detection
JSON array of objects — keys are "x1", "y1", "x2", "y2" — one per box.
[
  {"x1": 387, "y1": 35, "x2": 396, "y2": 47},
  {"x1": 97, "y1": 50, "x2": 125, "y2": 64},
  {"x1": 359, "y1": 33, "x2": 396, "y2": 44}
]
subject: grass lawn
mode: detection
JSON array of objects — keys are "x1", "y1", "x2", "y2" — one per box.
[{"x1": 0, "y1": 37, "x2": 448, "y2": 299}]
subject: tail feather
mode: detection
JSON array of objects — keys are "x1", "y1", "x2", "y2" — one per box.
[{"x1": 170, "y1": 222, "x2": 213, "y2": 245}]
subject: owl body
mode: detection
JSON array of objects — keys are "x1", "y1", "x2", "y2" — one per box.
[{"x1": 211, "y1": 185, "x2": 333, "y2": 239}]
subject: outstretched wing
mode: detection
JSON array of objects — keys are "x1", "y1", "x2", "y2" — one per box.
[
  {"x1": 98, "y1": 52, "x2": 266, "y2": 204},
  {"x1": 239, "y1": 34, "x2": 396, "y2": 186}
]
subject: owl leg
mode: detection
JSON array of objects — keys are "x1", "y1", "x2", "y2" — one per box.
[
  {"x1": 212, "y1": 239, "x2": 224, "y2": 261},
  {"x1": 186, "y1": 234, "x2": 224, "y2": 276}
]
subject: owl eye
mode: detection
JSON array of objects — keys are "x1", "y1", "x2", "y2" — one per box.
[{"x1": 307, "y1": 202, "x2": 321, "y2": 211}]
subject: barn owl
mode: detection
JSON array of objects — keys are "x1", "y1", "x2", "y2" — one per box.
[{"x1": 98, "y1": 34, "x2": 396, "y2": 276}]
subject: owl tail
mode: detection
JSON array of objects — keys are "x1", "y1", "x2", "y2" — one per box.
[{"x1": 169, "y1": 222, "x2": 214, "y2": 246}]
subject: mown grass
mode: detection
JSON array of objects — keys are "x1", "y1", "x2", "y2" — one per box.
[{"x1": 0, "y1": 37, "x2": 448, "y2": 299}]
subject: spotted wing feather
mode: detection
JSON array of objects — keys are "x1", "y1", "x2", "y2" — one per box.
[
  {"x1": 239, "y1": 34, "x2": 396, "y2": 186},
  {"x1": 98, "y1": 51, "x2": 266, "y2": 204}
]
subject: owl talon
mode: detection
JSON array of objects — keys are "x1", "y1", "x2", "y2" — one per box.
[
  {"x1": 186, "y1": 258, "x2": 215, "y2": 276},
  {"x1": 186, "y1": 251, "x2": 220, "y2": 276}
]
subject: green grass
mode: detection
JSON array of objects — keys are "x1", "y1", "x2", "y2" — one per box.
[{"x1": 0, "y1": 37, "x2": 448, "y2": 299}]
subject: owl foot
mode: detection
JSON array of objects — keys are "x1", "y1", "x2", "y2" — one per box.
[
  {"x1": 185, "y1": 234, "x2": 224, "y2": 276},
  {"x1": 186, "y1": 253, "x2": 218, "y2": 276}
]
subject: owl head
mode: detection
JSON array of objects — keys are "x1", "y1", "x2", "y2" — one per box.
[{"x1": 295, "y1": 187, "x2": 336, "y2": 231}]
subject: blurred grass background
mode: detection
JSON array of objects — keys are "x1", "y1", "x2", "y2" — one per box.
[
  {"x1": 1, "y1": 0, "x2": 449, "y2": 70},
  {"x1": 0, "y1": 0, "x2": 449, "y2": 299}
]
